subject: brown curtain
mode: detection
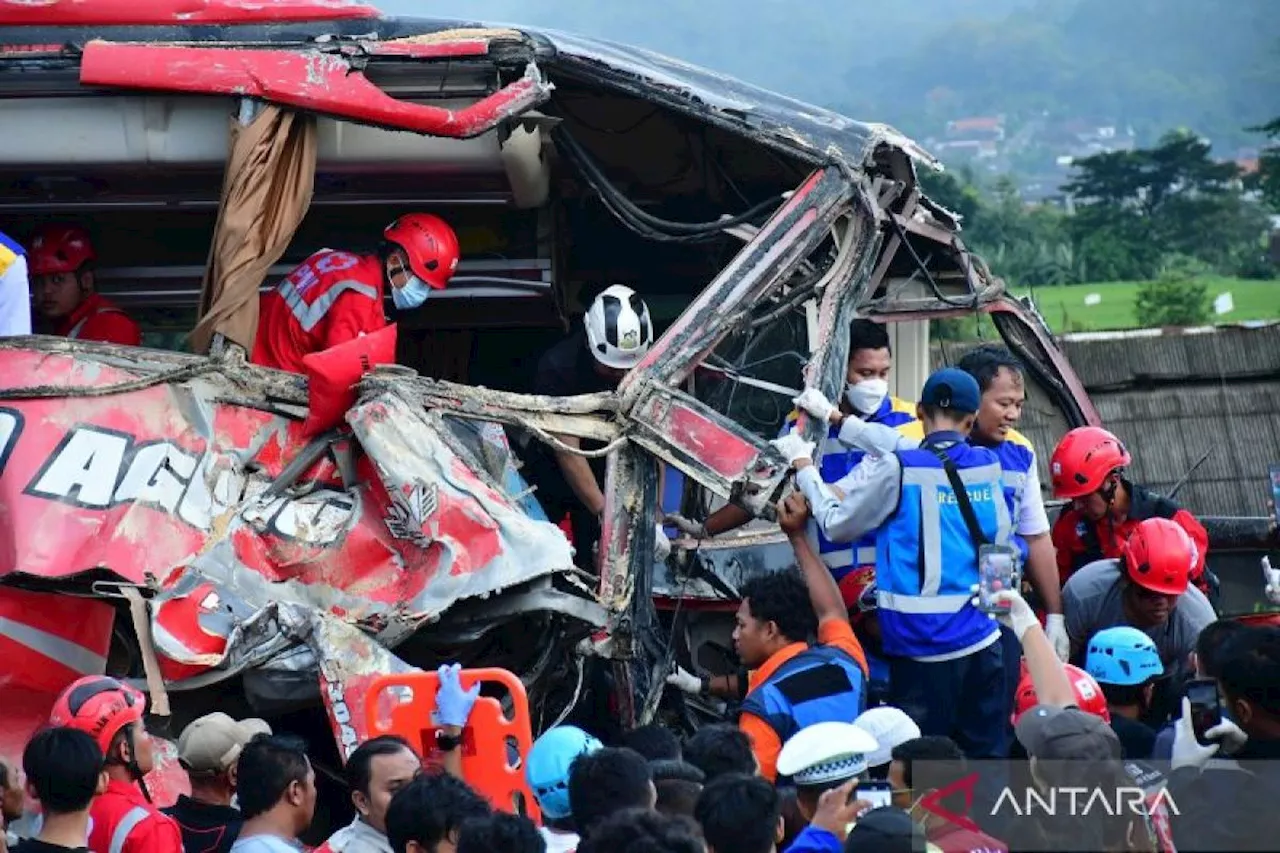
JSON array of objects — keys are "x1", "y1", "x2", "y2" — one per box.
[{"x1": 190, "y1": 105, "x2": 318, "y2": 354}]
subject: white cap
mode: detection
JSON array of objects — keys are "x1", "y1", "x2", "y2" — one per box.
[
  {"x1": 776, "y1": 722, "x2": 879, "y2": 786},
  {"x1": 854, "y1": 706, "x2": 922, "y2": 770}
]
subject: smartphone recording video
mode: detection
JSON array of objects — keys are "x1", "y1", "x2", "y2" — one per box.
[
  {"x1": 857, "y1": 782, "x2": 893, "y2": 811},
  {"x1": 1185, "y1": 678, "x2": 1222, "y2": 746},
  {"x1": 978, "y1": 545, "x2": 1021, "y2": 613}
]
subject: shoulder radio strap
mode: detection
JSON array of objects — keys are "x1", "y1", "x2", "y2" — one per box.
[{"x1": 927, "y1": 443, "x2": 989, "y2": 555}]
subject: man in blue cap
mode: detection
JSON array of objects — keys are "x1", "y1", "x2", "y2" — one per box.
[{"x1": 771, "y1": 368, "x2": 1015, "y2": 759}]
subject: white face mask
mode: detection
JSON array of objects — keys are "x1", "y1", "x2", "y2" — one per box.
[{"x1": 845, "y1": 377, "x2": 889, "y2": 415}]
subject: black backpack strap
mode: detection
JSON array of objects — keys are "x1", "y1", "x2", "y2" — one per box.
[{"x1": 926, "y1": 444, "x2": 989, "y2": 556}]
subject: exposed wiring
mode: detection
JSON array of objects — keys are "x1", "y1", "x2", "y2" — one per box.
[
  {"x1": 885, "y1": 212, "x2": 979, "y2": 309},
  {"x1": 544, "y1": 653, "x2": 586, "y2": 730},
  {"x1": 557, "y1": 101, "x2": 663, "y2": 136},
  {"x1": 552, "y1": 125, "x2": 783, "y2": 243}
]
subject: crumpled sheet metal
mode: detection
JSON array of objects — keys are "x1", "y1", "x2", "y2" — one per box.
[
  {"x1": 306, "y1": 607, "x2": 416, "y2": 761},
  {"x1": 0, "y1": 343, "x2": 579, "y2": 696},
  {"x1": 347, "y1": 388, "x2": 576, "y2": 617},
  {"x1": 150, "y1": 386, "x2": 576, "y2": 686}
]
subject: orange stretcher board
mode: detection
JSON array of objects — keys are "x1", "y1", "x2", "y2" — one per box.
[{"x1": 363, "y1": 666, "x2": 540, "y2": 821}]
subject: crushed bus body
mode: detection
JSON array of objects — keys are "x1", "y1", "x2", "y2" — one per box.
[{"x1": 0, "y1": 0, "x2": 1274, "y2": 828}]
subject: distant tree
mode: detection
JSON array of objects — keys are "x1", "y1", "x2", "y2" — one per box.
[
  {"x1": 1064, "y1": 130, "x2": 1268, "y2": 278},
  {"x1": 918, "y1": 167, "x2": 982, "y2": 226},
  {"x1": 1252, "y1": 116, "x2": 1280, "y2": 212},
  {"x1": 1134, "y1": 254, "x2": 1211, "y2": 327}
]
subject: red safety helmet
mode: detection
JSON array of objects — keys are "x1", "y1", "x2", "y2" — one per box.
[
  {"x1": 383, "y1": 213, "x2": 460, "y2": 290},
  {"x1": 1049, "y1": 426, "x2": 1131, "y2": 500},
  {"x1": 1012, "y1": 664, "x2": 1110, "y2": 726},
  {"x1": 1124, "y1": 517, "x2": 1194, "y2": 596},
  {"x1": 839, "y1": 567, "x2": 877, "y2": 629},
  {"x1": 49, "y1": 675, "x2": 146, "y2": 754},
  {"x1": 28, "y1": 224, "x2": 97, "y2": 277}
]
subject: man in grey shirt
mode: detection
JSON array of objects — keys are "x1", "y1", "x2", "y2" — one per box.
[{"x1": 1063, "y1": 517, "x2": 1215, "y2": 686}]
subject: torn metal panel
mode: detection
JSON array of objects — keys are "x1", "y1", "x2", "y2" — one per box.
[
  {"x1": 618, "y1": 168, "x2": 853, "y2": 399},
  {"x1": 367, "y1": 371, "x2": 623, "y2": 446},
  {"x1": 794, "y1": 208, "x2": 883, "y2": 445},
  {"x1": 373, "y1": 28, "x2": 527, "y2": 58},
  {"x1": 627, "y1": 382, "x2": 790, "y2": 519},
  {"x1": 307, "y1": 610, "x2": 417, "y2": 762},
  {"x1": 535, "y1": 29, "x2": 939, "y2": 173},
  {"x1": 597, "y1": 443, "x2": 659, "y2": 616},
  {"x1": 79, "y1": 42, "x2": 552, "y2": 140}
]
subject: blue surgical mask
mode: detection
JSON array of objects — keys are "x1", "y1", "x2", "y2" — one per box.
[{"x1": 392, "y1": 275, "x2": 432, "y2": 310}]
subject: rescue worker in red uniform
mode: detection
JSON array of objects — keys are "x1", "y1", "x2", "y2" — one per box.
[
  {"x1": 1048, "y1": 426, "x2": 1217, "y2": 603},
  {"x1": 48, "y1": 675, "x2": 183, "y2": 853},
  {"x1": 251, "y1": 213, "x2": 460, "y2": 373},
  {"x1": 28, "y1": 224, "x2": 142, "y2": 346}
]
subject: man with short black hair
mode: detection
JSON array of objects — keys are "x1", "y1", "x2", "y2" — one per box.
[
  {"x1": 567, "y1": 748, "x2": 656, "y2": 841},
  {"x1": 1167, "y1": 626, "x2": 1280, "y2": 850},
  {"x1": 694, "y1": 774, "x2": 782, "y2": 853},
  {"x1": 12, "y1": 728, "x2": 105, "y2": 853},
  {"x1": 653, "y1": 775, "x2": 703, "y2": 821},
  {"x1": 385, "y1": 772, "x2": 491, "y2": 853},
  {"x1": 889, "y1": 737, "x2": 1007, "y2": 853},
  {"x1": 650, "y1": 760, "x2": 704, "y2": 820},
  {"x1": 576, "y1": 811, "x2": 703, "y2": 853},
  {"x1": 166, "y1": 713, "x2": 272, "y2": 853},
  {"x1": 683, "y1": 726, "x2": 756, "y2": 784},
  {"x1": 319, "y1": 736, "x2": 421, "y2": 853},
  {"x1": 455, "y1": 814, "x2": 544, "y2": 853},
  {"x1": 1151, "y1": 619, "x2": 1248, "y2": 760},
  {"x1": 707, "y1": 499, "x2": 870, "y2": 782},
  {"x1": 230, "y1": 735, "x2": 317, "y2": 853},
  {"x1": 619, "y1": 726, "x2": 682, "y2": 763}
]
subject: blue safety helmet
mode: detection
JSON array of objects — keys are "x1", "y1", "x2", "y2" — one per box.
[
  {"x1": 1085, "y1": 626, "x2": 1165, "y2": 686},
  {"x1": 525, "y1": 725, "x2": 602, "y2": 820}
]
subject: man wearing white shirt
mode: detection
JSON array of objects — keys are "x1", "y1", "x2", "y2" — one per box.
[{"x1": 0, "y1": 232, "x2": 31, "y2": 337}]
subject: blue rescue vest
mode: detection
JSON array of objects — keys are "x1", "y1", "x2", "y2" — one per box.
[
  {"x1": 739, "y1": 645, "x2": 867, "y2": 744},
  {"x1": 781, "y1": 396, "x2": 917, "y2": 583},
  {"x1": 986, "y1": 435, "x2": 1035, "y2": 564},
  {"x1": 875, "y1": 433, "x2": 1012, "y2": 660}
]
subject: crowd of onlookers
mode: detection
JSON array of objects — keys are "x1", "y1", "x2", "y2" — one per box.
[{"x1": 2, "y1": 574, "x2": 1277, "y2": 853}]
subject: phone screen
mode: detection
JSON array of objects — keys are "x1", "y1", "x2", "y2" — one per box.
[
  {"x1": 856, "y1": 783, "x2": 893, "y2": 811},
  {"x1": 978, "y1": 545, "x2": 1020, "y2": 613},
  {"x1": 1185, "y1": 679, "x2": 1221, "y2": 745}
]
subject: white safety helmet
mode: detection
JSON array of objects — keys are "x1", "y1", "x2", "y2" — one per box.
[{"x1": 583, "y1": 284, "x2": 654, "y2": 370}]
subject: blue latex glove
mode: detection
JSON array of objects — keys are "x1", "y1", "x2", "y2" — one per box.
[{"x1": 435, "y1": 663, "x2": 480, "y2": 728}]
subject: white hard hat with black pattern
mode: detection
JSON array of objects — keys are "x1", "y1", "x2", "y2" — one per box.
[{"x1": 584, "y1": 284, "x2": 654, "y2": 370}]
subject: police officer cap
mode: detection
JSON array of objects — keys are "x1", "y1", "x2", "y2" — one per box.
[
  {"x1": 920, "y1": 368, "x2": 981, "y2": 414},
  {"x1": 777, "y1": 721, "x2": 879, "y2": 786}
]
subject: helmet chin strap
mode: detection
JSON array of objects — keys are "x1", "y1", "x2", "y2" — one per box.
[{"x1": 123, "y1": 725, "x2": 152, "y2": 803}]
